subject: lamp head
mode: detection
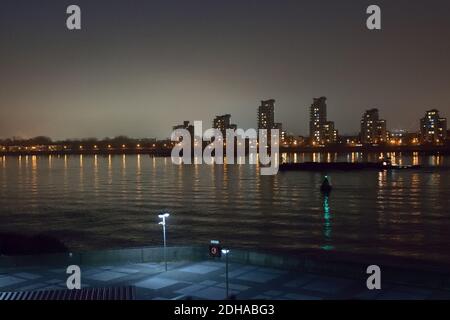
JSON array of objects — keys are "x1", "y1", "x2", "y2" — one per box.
[{"x1": 158, "y1": 213, "x2": 170, "y2": 219}]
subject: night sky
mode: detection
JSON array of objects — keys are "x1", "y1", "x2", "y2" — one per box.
[{"x1": 1, "y1": 0, "x2": 450, "y2": 140}]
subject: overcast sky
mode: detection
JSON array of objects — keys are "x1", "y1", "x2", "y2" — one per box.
[{"x1": 1, "y1": 0, "x2": 450, "y2": 140}]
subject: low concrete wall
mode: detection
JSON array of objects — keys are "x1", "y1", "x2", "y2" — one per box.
[
  {"x1": 0, "y1": 246, "x2": 208, "y2": 269},
  {"x1": 0, "y1": 246, "x2": 362, "y2": 278}
]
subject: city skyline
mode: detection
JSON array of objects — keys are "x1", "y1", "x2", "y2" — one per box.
[
  {"x1": 1, "y1": 0, "x2": 450, "y2": 140},
  {"x1": 0, "y1": 100, "x2": 448, "y2": 151},
  {"x1": 0, "y1": 97, "x2": 448, "y2": 143}
]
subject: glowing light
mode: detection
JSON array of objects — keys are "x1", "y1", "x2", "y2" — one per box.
[
  {"x1": 158, "y1": 213, "x2": 170, "y2": 219},
  {"x1": 158, "y1": 213, "x2": 170, "y2": 271}
]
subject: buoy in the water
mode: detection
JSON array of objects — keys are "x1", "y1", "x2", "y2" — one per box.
[{"x1": 320, "y1": 176, "x2": 332, "y2": 194}]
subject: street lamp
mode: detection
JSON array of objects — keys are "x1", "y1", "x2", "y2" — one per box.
[
  {"x1": 222, "y1": 249, "x2": 230, "y2": 299},
  {"x1": 158, "y1": 213, "x2": 170, "y2": 271}
]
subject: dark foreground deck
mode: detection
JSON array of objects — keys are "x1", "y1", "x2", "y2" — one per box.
[{"x1": 1, "y1": 259, "x2": 449, "y2": 300}]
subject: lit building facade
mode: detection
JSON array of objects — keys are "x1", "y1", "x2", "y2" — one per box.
[
  {"x1": 257, "y1": 99, "x2": 283, "y2": 144},
  {"x1": 360, "y1": 108, "x2": 387, "y2": 144},
  {"x1": 258, "y1": 99, "x2": 275, "y2": 130},
  {"x1": 420, "y1": 109, "x2": 447, "y2": 144},
  {"x1": 213, "y1": 114, "x2": 237, "y2": 137},
  {"x1": 309, "y1": 97, "x2": 338, "y2": 145},
  {"x1": 273, "y1": 122, "x2": 286, "y2": 142}
]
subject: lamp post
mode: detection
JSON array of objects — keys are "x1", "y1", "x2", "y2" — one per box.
[
  {"x1": 158, "y1": 213, "x2": 170, "y2": 271},
  {"x1": 222, "y1": 249, "x2": 230, "y2": 299}
]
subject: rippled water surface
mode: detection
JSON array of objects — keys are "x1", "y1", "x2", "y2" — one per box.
[{"x1": 1, "y1": 153, "x2": 449, "y2": 263}]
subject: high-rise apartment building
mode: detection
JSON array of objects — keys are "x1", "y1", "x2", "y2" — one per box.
[
  {"x1": 213, "y1": 114, "x2": 237, "y2": 137},
  {"x1": 360, "y1": 108, "x2": 387, "y2": 144},
  {"x1": 258, "y1": 99, "x2": 275, "y2": 130},
  {"x1": 309, "y1": 97, "x2": 338, "y2": 144},
  {"x1": 420, "y1": 109, "x2": 447, "y2": 144}
]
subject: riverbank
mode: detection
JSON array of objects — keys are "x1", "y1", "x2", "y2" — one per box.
[{"x1": 1, "y1": 144, "x2": 450, "y2": 156}]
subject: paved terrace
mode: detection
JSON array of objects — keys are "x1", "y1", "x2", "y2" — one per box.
[
  {"x1": 1, "y1": 247, "x2": 450, "y2": 300},
  {"x1": 2, "y1": 263, "x2": 450, "y2": 300}
]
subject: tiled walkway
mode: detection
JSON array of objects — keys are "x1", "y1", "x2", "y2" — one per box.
[{"x1": 1, "y1": 260, "x2": 450, "y2": 300}]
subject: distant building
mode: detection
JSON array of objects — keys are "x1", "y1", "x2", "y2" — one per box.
[
  {"x1": 173, "y1": 120, "x2": 191, "y2": 131},
  {"x1": 407, "y1": 132, "x2": 420, "y2": 145},
  {"x1": 213, "y1": 114, "x2": 237, "y2": 138},
  {"x1": 258, "y1": 99, "x2": 275, "y2": 130},
  {"x1": 340, "y1": 135, "x2": 360, "y2": 146},
  {"x1": 389, "y1": 129, "x2": 408, "y2": 145},
  {"x1": 283, "y1": 135, "x2": 305, "y2": 146},
  {"x1": 360, "y1": 108, "x2": 387, "y2": 144},
  {"x1": 274, "y1": 122, "x2": 286, "y2": 142},
  {"x1": 172, "y1": 120, "x2": 195, "y2": 141},
  {"x1": 309, "y1": 97, "x2": 338, "y2": 145},
  {"x1": 323, "y1": 121, "x2": 338, "y2": 144},
  {"x1": 309, "y1": 97, "x2": 327, "y2": 142},
  {"x1": 420, "y1": 109, "x2": 447, "y2": 144},
  {"x1": 257, "y1": 99, "x2": 283, "y2": 143}
]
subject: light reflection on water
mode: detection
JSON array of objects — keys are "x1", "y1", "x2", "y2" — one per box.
[
  {"x1": 0, "y1": 152, "x2": 450, "y2": 263},
  {"x1": 322, "y1": 194, "x2": 334, "y2": 251}
]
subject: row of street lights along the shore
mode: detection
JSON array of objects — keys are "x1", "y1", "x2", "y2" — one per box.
[
  {"x1": 157, "y1": 213, "x2": 231, "y2": 299},
  {"x1": 0, "y1": 137, "x2": 445, "y2": 152},
  {"x1": 0, "y1": 143, "x2": 176, "y2": 152},
  {"x1": 78, "y1": 143, "x2": 173, "y2": 150}
]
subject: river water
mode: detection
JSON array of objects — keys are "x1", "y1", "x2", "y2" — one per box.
[{"x1": 0, "y1": 152, "x2": 449, "y2": 263}]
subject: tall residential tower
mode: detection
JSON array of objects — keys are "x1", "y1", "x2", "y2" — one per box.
[
  {"x1": 420, "y1": 109, "x2": 447, "y2": 144},
  {"x1": 360, "y1": 108, "x2": 387, "y2": 144},
  {"x1": 213, "y1": 114, "x2": 237, "y2": 137},
  {"x1": 258, "y1": 99, "x2": 275, "y2": 130},
  {"x1": 309, "y1": 97, "x2": 338, "y2": 145}
]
